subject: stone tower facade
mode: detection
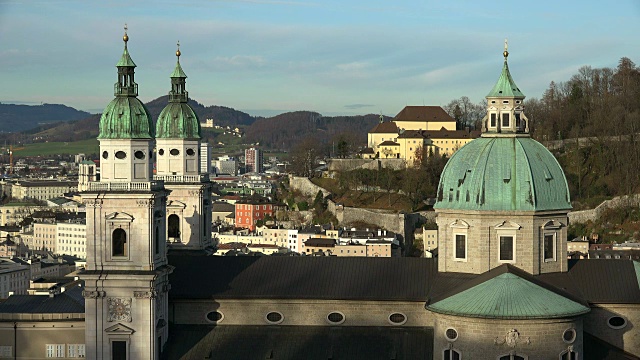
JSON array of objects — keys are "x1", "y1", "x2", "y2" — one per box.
[
  {"x1": 79, "y1": 28, "x2": 172, "y2": 360},
  {"x1": 155, "y1": 44, "x2": 213, "y2": 253}
]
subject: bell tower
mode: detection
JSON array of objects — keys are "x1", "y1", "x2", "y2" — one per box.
[
  {"x1": 155, "y1": 43, "x2": 213, "y2": 253},
  {"x1": 79, "y1": 26, "x2": 173, "y2": 360}
]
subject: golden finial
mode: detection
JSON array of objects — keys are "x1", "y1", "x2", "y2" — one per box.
[
  {"x1": 503, "y1": 38, "x2": 509, "y2": 59},
  {"x1": 123, "y1": 23, "x2": 129, "y2": 43},
  {"x1": 176, "y1": 41, "x2": 181, "y2": 57}
]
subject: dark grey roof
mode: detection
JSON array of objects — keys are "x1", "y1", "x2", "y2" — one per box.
[
  {"x1": 163, "y1": 325, "x2": 433, "y2": 360},
  {"x1": 168, "y1": 255, "x2": 436, "y2": 301},
  {"x1": 211, "y1": 202, "x2": 235, "y2": 212},
  {"x1": 0, "y1": 285, "x2": 84, "y2": 314},
  {"x1": 537, "y1": 259, "x2": 640, "y2": 304}
]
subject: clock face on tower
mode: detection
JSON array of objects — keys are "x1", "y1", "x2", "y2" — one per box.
[{"x1": 108, "y1": 298, "x2": 132, "y2": 322}]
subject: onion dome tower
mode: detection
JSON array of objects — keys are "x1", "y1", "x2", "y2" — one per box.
[
  {"x1": 80, "y1": 26, "x2": 171, "y2": 360},
  {"x1": 154, "y1": 43, "x2": 213, "y2": 253},
  {"x1": 434, "y1": 41, "x2": 571, "y2": 276},
  {"x1": 98, "y1": 25, "x2": 154, "y2": 183}
]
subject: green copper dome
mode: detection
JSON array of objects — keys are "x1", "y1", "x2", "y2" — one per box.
[
  {"x1": 98, "y1": 97, "x2": 154, "y2": 139},
  {"x1": 156, "y1": 49, "x2": 201, "y2": 139},
  {"x1": 434, "y1": 136, "x2": 571, "y2": 212},
  {"x1": 156, "y1": 102, "x2": 201, "y2": 139}
]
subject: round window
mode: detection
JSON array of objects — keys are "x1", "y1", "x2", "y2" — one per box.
[
  {"x1": 445, "y1": 328, "x2": 458, "y2": 342},
  {"x1": 186, "y1": 148, "x2": 195, "y2": 156},
  {"x1": 608, "y1": 316, "x2": 627, "y2": 329},
  {"x1": 102, "y1": 151, "x2": 109, "y2": 159},
  {"x1": 115, "y1": 151, "x2": 127, "y2": 159},
  {"x1": 388, "y1": 313, "x2": 407, "y2": 325},
  {"x1": 265, "y1": 311, "x2": 284, "y2": 324},
  {"x1": 158, "y1": 149, "x2": 165, "y2": 156},
  {"x1": 562, "y1": 328, "x2": 576, "y2": 344},
  {"x1": 134, "y1": 150, "x2": 145, "y2": 160},
  {"x1": 327, "y1": 312, "x2": 345, "y2": 325},
  {"x1": 170, "y1": 149, "x2": 180, "y2": 156},
  {"x1": 206, "y1": 311, "x2": 223, "y2": 323}
]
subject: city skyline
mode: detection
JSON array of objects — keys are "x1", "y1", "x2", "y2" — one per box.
[{"x1": 1, "y1": 0, "x2": 639, "y2": 117}]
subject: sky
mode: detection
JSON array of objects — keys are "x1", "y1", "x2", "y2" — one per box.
[{"x1": 0, "y1": 0, "x2": 639, "y2": 118}]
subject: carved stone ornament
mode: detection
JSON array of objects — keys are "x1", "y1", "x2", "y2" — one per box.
[
  {"x1": 136, "y1": 199, "x2": 155, "y2": 207},
  {"x1": 83, "y1": 199, "x2": 103, "y2": 208},
  {"x1": 494, "y1": 329, "x2": 531, "y2": 347},
  {"x1": 108, "y1": 297, "x2": 132, "y2": 322},
  {"x1": 134, "y1": 290, "x2": 157, "y2": 299},
  {"x1": 82, "y1": 290, "x2": 106, "y2": 299}
]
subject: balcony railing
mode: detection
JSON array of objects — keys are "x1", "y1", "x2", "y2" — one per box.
[
  {"x1": 86, "y1": 181, "x2": 163, "y2": 192},
  {"x1": 154, "y1": 174, "x2": 209, "y2": 183}
]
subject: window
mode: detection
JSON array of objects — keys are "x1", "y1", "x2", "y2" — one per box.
[
  {"x1": 56, "y1": 345, "x2": 65, "y2": 358},
  {"x1": 502, "y1": 113, "x2": 510, "y2": 127},
  {"x1": 562, "y1": 328, "x2": 576, "y2": 344},
  {"x1": 206, "y1": 311, "x2": 224, "y2": 323},
  {"x1": 155, "y1": 226, "x2": 160, "y2": 255},
  {"x1": 115, "y1": 151, "x2": 127, "y2": 160},
  {"x1": 499, "y1": 236, "x2": 514, "y2": 261},
  {"x1": 454, "y1": 234, "x2": 466, "y2": 260},
  {"x1": 498, "y1": 355, "x2": 526, "y2": 360},
  {"x1": 560, "y1": 350, "x2": 577, "y2": 360},
  {"x1": 608, "y1": 316, "x2": 627, "y2": 329},
  {"x1": 327, "y1": 312, "x2": 345, "y2": 324},
  {"x1": 490, "y1": 113, "x2": 497, "y2": 127},
  {"x1": 102, "y1": 151, "x2": 109, "y2": 159},
  {"x1": 186, "y1": 148, "x2": 195, "y2": 156},
  {"x1": 134, "y1": 150, "x2": 145, "y2": 160},
  {"x1": 443, "y1": 349, "x2": 461, "y2": 360},
  {"x1": 68, "y1": 344, "x2": 85, "y2": 358},
  {"x1": 168, "y1": 215, "x2": 180, "y2": 239},
  {"x1": 158, "y1": 149, "x2": 164, "y2": 156},
  {"x1": 112, "y1": 341, "x2": 126, "y2": 360},
  {"x1": 112, "y1": 229, "x2": 127, "y2": 257},
  {"x1": 170, "y1": 149, "x2": 180, "y2": 156},
  {"x1": 265, "y1": 311, "x2": 284, "y2": 324},
  {"x1": 544, "y1": 234, "x2": 555, "y2": 261}
]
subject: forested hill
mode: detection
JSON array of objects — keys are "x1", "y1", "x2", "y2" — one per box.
[
  {"x1": 244, "y1": 111, "x2": 380, "y2": 151},
  {"x1": 144, "y1": 96, "x2": 256, "y2": 127},
  {"x1": 0, "y1": 103, "x2": 91, "y2": 133}
]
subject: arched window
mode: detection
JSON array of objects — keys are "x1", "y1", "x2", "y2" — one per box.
[
  {"x1": 443, "y1": 348, "x2": 461, "y2": 360},
  {"x1": 560, "y1": 350, "x2": 577, "y2": 360},
  {"x1": 168, "y1": 214, "x2": 180, "y2": 240},
  {"x1": 498, "y1": 354, "x2": 526, "y2": 360},
  {"x1": 112, "y1": 228, "x2": 127, "y2": 256}
]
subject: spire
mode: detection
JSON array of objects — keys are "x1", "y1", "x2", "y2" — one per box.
[
  {"x1": 169, "y1": 41, "x2": 188, "y2": 103},
  {"x1": 486, "y1": 39, "x2": 524, "y2": 98},
  {"x1": 116, "y1": 24, "x2": 136, "y2": 68},
  {"x1": 482, "y1": 40, "x2": 529, "y2": 135},
  {"x1": 114, "y1": 24, "x2": 138, "y2": 97}
]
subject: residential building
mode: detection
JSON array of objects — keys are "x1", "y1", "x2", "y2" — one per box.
[
  {"x1": 245, "y1": 147, "x2": 263, "y2": 173},
  {"x1": 55, "y1": 218, "x2": 86, "y2": 258},
  {"x1": 234, "y1": 199, "x2": 276, "y2": 231},
  {"x1": 10, "y1": 180, "x2": 77, "y2": 201},
  {"x1": 213, "y1": 155, "x2": 238, "y2": 175},
  {"x1": 0, "y1": 259, "x2": 29, "y2": 298}
]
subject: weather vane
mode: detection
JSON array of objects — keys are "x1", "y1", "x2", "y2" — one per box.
[
  {"x1": 176, "y1": 40, "x2": 181, "y2": 57},
  {"x1": 503, "y1": 38, "x2": 509, "y2": 58},
  {"x1": 123, "y1": 23, "x2": 129, "y2": 42}
]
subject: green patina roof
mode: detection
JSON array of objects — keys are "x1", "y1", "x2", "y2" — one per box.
[
  {"x1": 434, "y1": 136, "x2": 571, "y2": 211},
  {"x1": 427, "y1": 270, "x2": 590, "y2": 319},
  {"x1": 116, "y1": 44, "x2": 136, "y2": 68},
  {"x1": 156, "y1": 102, "x2": 201, "y2": 139},
  {"x1": 171, "y1": 60, "x2": 187, "y2": 78},
  {"x1": 487, "y1": 60, "x2": 524, "y2": 98},
  {"x1": 98, "y1": 97, "x2": 154, "y2": 139}
]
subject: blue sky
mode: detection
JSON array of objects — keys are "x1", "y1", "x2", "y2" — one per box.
[{"x1": 0, "y1": 0, "x2": 639, "y2": 117}]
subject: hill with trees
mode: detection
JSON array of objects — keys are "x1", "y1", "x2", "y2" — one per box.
[{"x1": 0, "y1": 103, "x2": 91, "y2": 133}]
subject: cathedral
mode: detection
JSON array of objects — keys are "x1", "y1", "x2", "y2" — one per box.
[{"x1": 0, "y1": 29, "x2": 638, "y2": 360}]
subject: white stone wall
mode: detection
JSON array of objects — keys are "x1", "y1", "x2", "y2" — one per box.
[{"x1": 583, "y1": 304, "x2": 640, "y2": 357}]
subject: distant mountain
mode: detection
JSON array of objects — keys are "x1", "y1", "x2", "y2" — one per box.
[
  {"x1": 0, "y1": 103, "x2": 91, "y2": 133},
  {"x1": 13, "y1": 99, "x2": 379, "y2": 151},
  {"x1": 145, "y1": 96, "x2": 256, "y2": 127},
  {"x1": 244, "y1": 111, "x2": 380, "y2": 151}
]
